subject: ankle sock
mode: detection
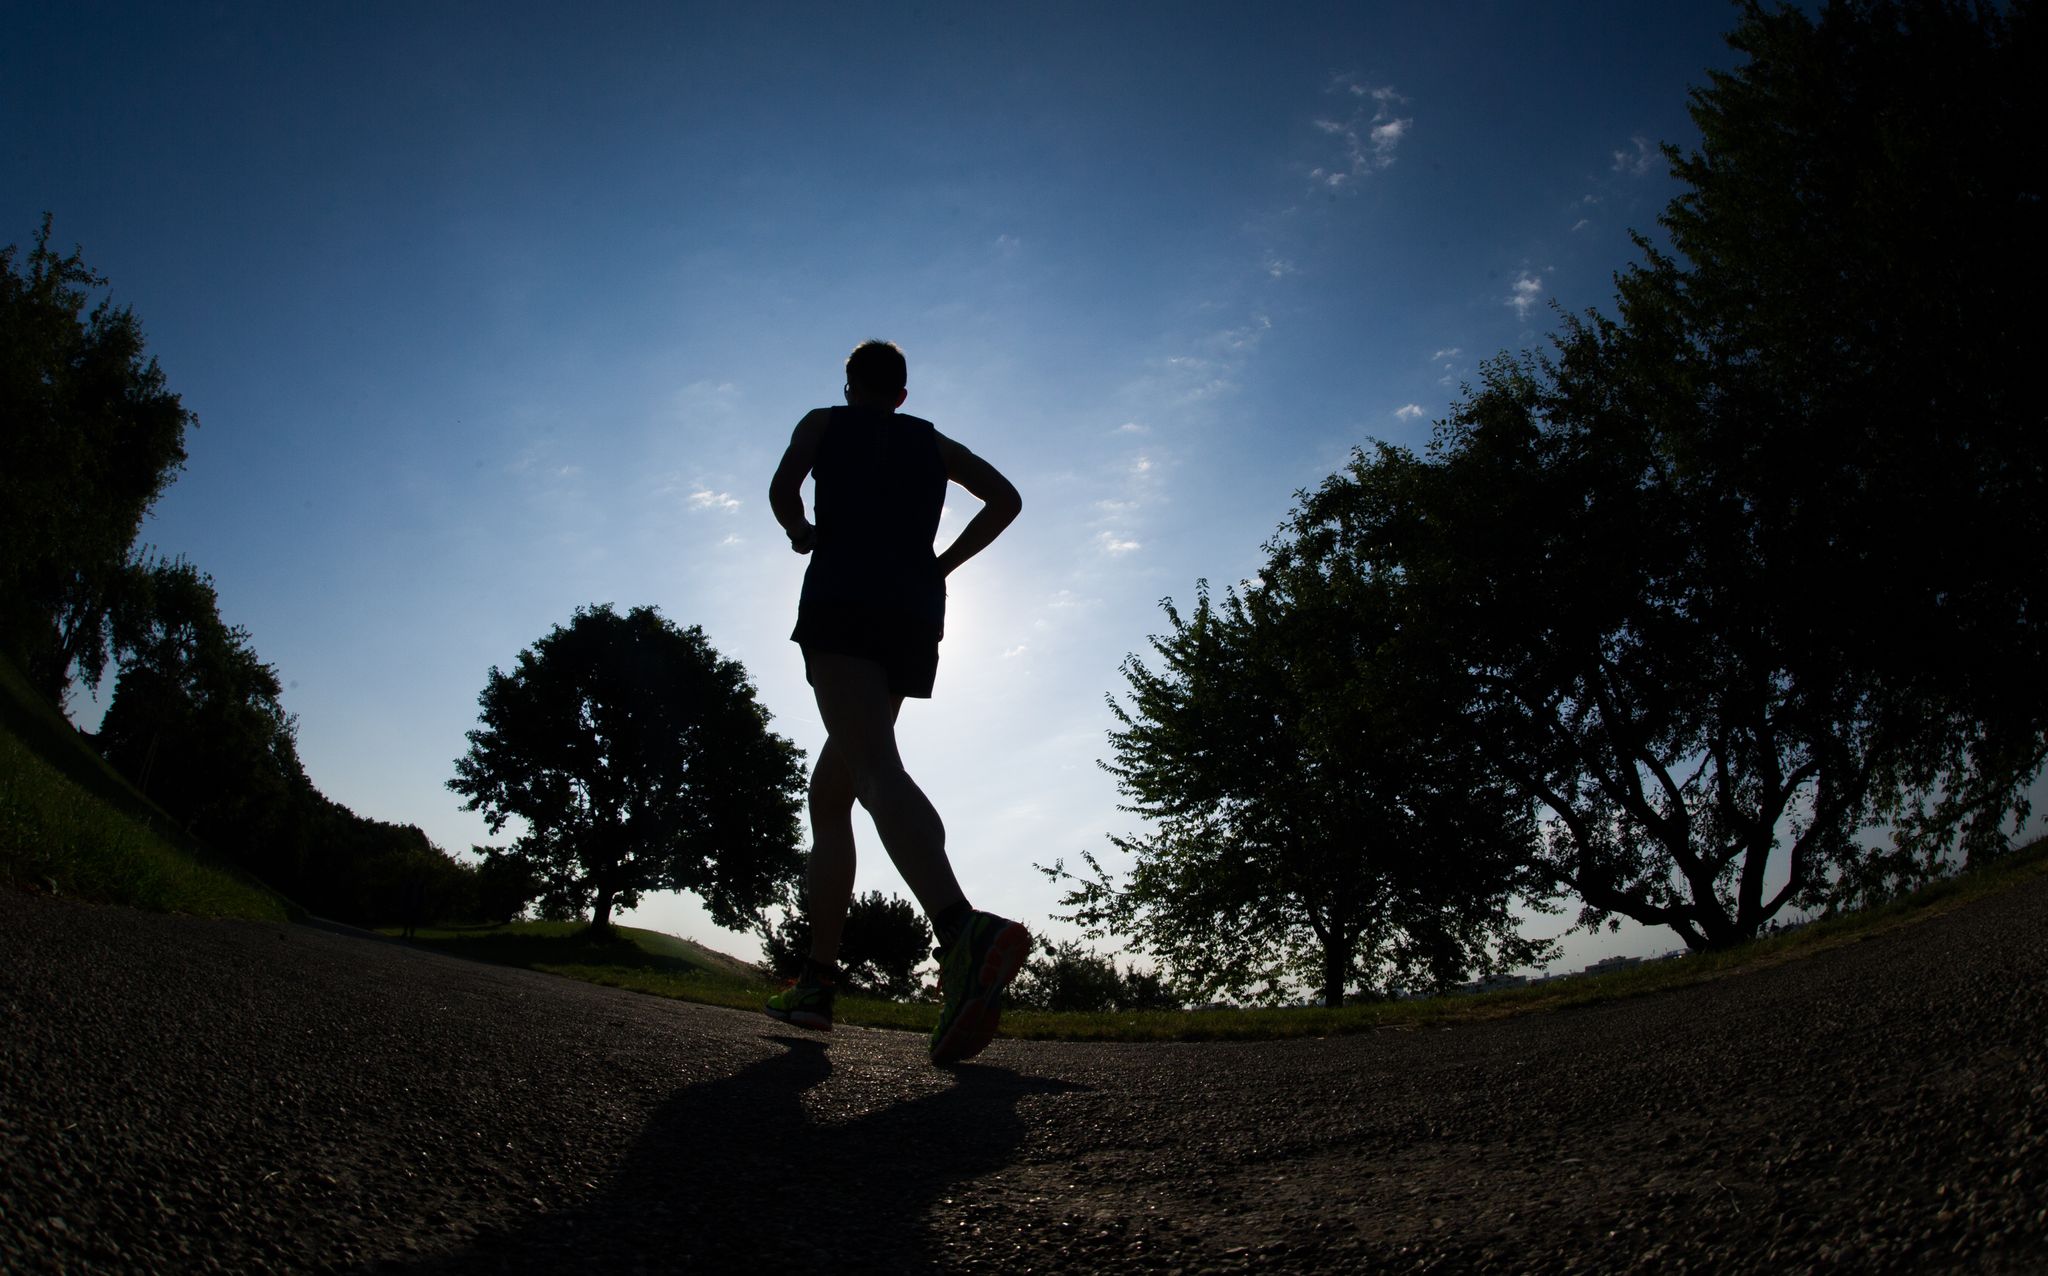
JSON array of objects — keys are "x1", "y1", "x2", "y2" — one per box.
[
  {"x1": 801, "y1": 957, "x2": 840, "y2": 986},
  {"x1": 932, "y1": 901, "x2": 972, "y2": 951}
]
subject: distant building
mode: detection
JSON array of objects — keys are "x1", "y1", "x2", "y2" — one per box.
[
  {"x1": 1584, "y1": 954, "x2": 1643, "y2": 976},
  {"x1": 1456, "y1": 972, "x2": 1530, "y2": 995}
]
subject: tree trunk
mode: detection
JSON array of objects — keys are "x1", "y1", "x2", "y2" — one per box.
[
  {"x1": 589, "y1": 887, "x2": 615, "y2": 934},
  {"x1": 1320, "y1": 936, "x2": 1351, "y2": 1008}
]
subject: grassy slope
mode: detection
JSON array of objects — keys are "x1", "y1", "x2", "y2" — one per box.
[
  {"x1": 0, "y1": 651, "x2": 290, "y2": 921},
  {"x1": 395, "y1": 836, "x2": 2048, "y2": 1044},
  {"x1": 391, "y1": 920, "x2": 943, "y2": 1034}
]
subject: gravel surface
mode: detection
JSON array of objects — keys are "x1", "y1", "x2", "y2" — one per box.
[{"x1": 2, "y1": 874, "x2": 2044, "y2": 1274}]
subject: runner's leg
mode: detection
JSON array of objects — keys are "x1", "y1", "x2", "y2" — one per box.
[
  {"x1": 807, "y1": 650, "x2": 967, "y2": 922},
  {"x1": 803, "y1": 737, "x2": 858, "y2": 967}
]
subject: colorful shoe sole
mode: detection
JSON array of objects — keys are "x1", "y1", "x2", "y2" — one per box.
[{"x1": 930, "y1": 921, "x2": 1030, "y2": 1065}]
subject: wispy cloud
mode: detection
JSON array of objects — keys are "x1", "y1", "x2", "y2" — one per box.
[
  {"x1": 1612, "y1": 134, "x2": 1657, "y2": 177},
  {"x1": 689, "y1": 488, "x2": 741, "y2": 512},
  {"x1": 1431, "y1": 346, "x2": 1468, "y2": 388},
  {"x1": 1507, "y1": 272, "x2": 1545, "y2": 319},
  {"x1": 671, "y1": 380, "x2": 741, "y2": 420},
  {"x1": 1086, "y1": 446, "x2": 1163, "y2": 559},
  {"x1": 1114, "y1": 421, "x2": 1150, "y2": 435},
  {"x1": 506, "y1": 442, "x2": 586, "y2": 490},
  {"x1": 1395, "y1": 404, "x2": 1424, "y2": 420},
  {"x1": 1212, "y1": 314, "x2": 1272, "y2": 353},
  {"x1": 1308, "y1": 77, "x2": 1413, "y2": 190}
]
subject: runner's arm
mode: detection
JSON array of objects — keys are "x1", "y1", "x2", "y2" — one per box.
[
  {"x1": 933, "y1": 432, "x2": 1022, "y2": 577},
  {"x1": 768, "y1": 409, "x2": 831, "y2": 553}
]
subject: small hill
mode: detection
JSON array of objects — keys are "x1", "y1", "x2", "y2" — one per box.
[{"x1": 0, "y1": 650, "x2": 291, "y2": 920}]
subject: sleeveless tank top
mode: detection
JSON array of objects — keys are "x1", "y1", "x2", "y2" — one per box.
[{"x1": 798, "y1": 406, "x2": 948, "y2": 628}]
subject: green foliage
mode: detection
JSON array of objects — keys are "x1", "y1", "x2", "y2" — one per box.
[
  {"x1": 94, "y1": 557, "x2": 307, "y2": 879},
  {"x1": 1052, "y1": 574, "x2": 1553, "y2": 1008},
  {"x1": 1627, "y1": 0, "x2": 2047, "y2": 882},
  {"x1": 1273, "y1": 0, "x2": 2045, "y2": 953},
  {"x1": 761, "y1": 889, "x2": 933, "y2": 999},
  {"x1": 0, "y1": 216, "x2": 193, "y2": 705},
  {"x1": 449, "y1": 604, "x2": 806, "y2": 933},
  {"x1": 1009, "y1": 938, "x2": 1181, "y2": 1013},
  {"x1": 1051, "y1": 2, "x2": 2045, "y2": 973},
  {"x1": 77, "y1": 560, "x2": 491, "y2": 928},
  {"x1": 759, "y1": 908, "x2": 804, "y2": 975},
  {"x1": 471, "y1": 847, "x2": 540, "y2": 924},
  {"x1": 0, "y1": 221, "x2": 499, "y2": 930}
]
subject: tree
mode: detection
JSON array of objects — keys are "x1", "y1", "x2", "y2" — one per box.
[
  {"x1": 1008, "y1": 939, "x2": 1182, "y2": 1013},
  {"x1": 471, "y1": 847, "x2": 540, "y2": 925},
  {"x1": 94, "y1": 557, "x2": 309, "y2": 888},
  {"x1": 761, "y1": 890, "x2": 933, "y2": 999},
  {"x1": 449, "y1": 604, "x2": 806, "y2": 932},
  {"x1": 0, "y1": 216, "x2": 193, "y2": 707},
  {"x1": 1296, "y1": 380, "x2": 1883, "y2": 950},
  {"x1": 1283, "y1": 0, "x2": 2046, "y2": 951},
  {"x1": 1047, "y1": 574, "x2": 1552, "y2": 1008},
  {"x1": 1614, "y1": 0, "x2": 2047, "y2": 880}
]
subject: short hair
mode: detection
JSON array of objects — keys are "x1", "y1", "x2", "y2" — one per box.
[{"x1": 845, "y1": 340, "x2": 907, "y2": 396}]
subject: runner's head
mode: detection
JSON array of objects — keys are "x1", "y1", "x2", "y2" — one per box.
[{"x1": 845, "y1": 339, "x2": 908, "y2": 408}]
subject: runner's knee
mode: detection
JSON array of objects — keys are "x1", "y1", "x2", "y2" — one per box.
[
  {"x1": 848, "y1": 759, "x2": 915, "y2": 812},
  {"x1": 809, "y1": 762, "x2": 855, "y2": 811}
]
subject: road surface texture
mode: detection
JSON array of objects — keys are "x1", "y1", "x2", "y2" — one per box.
[{"x1": 2, "y1": 873, "x2": 2043, "y2": 1274}]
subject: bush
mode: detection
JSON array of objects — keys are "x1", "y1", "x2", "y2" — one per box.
[{"x1": 1011, "y1": 938, "x2": 1181, "y2": 1013}]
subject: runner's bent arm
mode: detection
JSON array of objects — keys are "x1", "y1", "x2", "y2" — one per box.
[
  {"x1": 769, "y1": 409, "x2": 831, "y2": 554},
  {"x1": 933, "y1": 432, "x2": 1022, "y2": 577}
]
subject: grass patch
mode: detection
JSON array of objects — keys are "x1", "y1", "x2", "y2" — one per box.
[
  {"x1": 0, "y1": 649, "x2": 290, "y2": 921},
  {"x1": 395, "y1": 920, "x2": 946, "y2": 1033},
  {"x1": 401, "y1": 836, "x2": 2048, "y2": 1045},
  {"x1": 0, "y1": 716, "x2": 289, "y2": 921}
]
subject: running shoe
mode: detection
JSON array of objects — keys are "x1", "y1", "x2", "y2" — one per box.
[
  {"x1": 929, "y1": 911, "x2": 1031, "y2": 1064},
  {"x1": 764, "y1": 977, "x2": 835, "y2": 1032}
]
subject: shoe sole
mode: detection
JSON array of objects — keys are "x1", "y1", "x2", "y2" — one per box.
[{"x1": 930, "y1": 922, "x2": 1030, "y2": 1065}]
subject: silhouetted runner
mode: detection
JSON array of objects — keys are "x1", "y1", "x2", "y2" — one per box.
[{"x1": 765, "y1": 339, "x2": 1030, "y2": 1064}]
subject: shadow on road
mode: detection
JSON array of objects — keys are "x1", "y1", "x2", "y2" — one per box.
[{"x1": 400, "y1": 1033, "x2": 1088, "y2": 1272}]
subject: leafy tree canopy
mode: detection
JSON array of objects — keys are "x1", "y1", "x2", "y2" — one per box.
[
  {"x1": 450, "y1": 604, "x2": 806, "y2": 932},
  {"x1": 94, "y1": 557, "x2": 307, "y2": 874},
  {"x1": 0, "y1": 216, "x2": 193, "y2": 706},
  {"x1": 1279, "y1": 0, "x2": 2044, "y2": 951},
  {"x1": 1621, "y1": 0, "x2": 2047, "y2": 875},
  {"x1": 1049, "y1": 575, "x2": 1553, "y2": 1008}
]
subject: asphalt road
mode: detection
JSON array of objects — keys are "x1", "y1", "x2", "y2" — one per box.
[{"x1": 2, "y1": 873, "x2": 2044, "y2": 1273}]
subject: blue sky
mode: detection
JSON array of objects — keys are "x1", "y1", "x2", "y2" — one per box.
[{"x1": 10, "y1": 1, "x2": 1851, "y2": 973}]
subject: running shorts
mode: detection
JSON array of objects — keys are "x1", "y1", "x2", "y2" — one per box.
[{"x1": 791, "y1": 599, "x2": 943, "y2": 699}]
